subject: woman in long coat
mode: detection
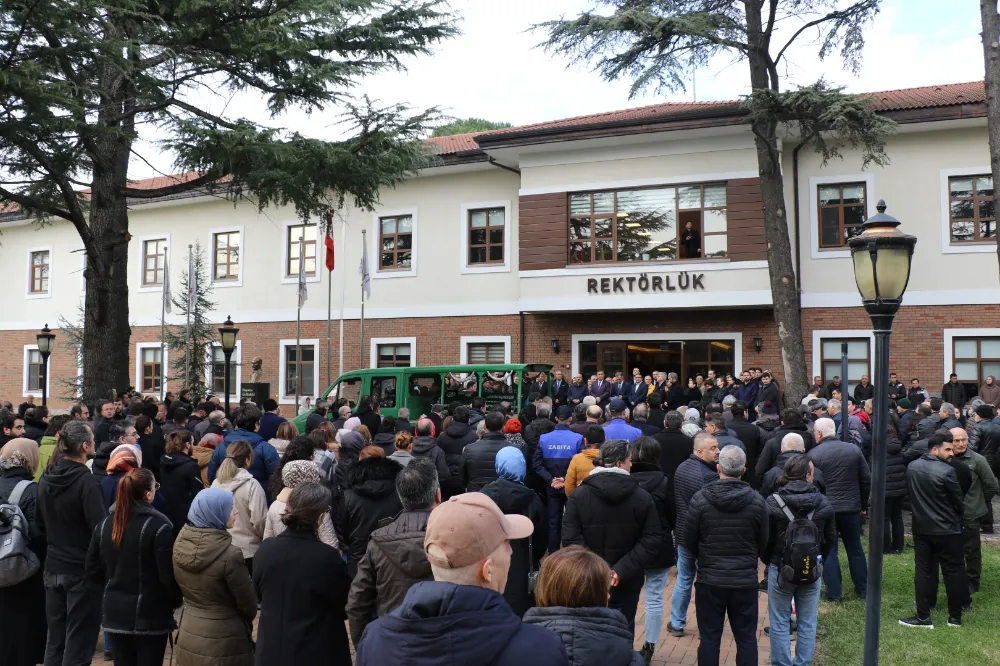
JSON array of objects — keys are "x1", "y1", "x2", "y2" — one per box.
[{"x1": 172, "y1": 489, "x2": 258, "y2": 666}]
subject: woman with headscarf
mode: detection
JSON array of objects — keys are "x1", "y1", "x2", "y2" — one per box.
[
  {"x1": 172, "y1": 489, "x2": 258, "y2": 666},
  {"x1": 479, "y1": 446, "x2": 547, "y2": 617},
  {"x1": 100, "y1": 444, "x2": 168, "y2": 514},
  {"x1": 334, "y1": 430, "x2": 366, "y2": 493},
  {"x1": 0, "y1": 439, "x2": 46, "y2": 666},
  {"x1": 264, "y1": 460, "x2": 338, "y2": 548},
  {"x1": 503, "y1": 417, "x2": 528, "y2": 456}
]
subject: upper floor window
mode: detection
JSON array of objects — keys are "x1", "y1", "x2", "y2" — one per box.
[
  {"x1": 949, "y1": 175, "x2": 995, "y2": 243},
  {"x1": 213, "y1": 231, "x2": 241, "y2": 281},
  {"x1": 286, "y1": 223, "x2": 317, "y2": 277},
  {"x1": 818, "y1": 183, "x2": 867, "y2": 248},
  {"x1": 468, "y1": 208, "x2": 505, "y2": 265},
  {"x1": 379, "y1": 215, "x2": 413, "y2": 270},
  {"x1": 568, "y1": 183, "x2": 727, "y2": 264},
  {"x1": 142, "y1": 239, "x2": 168, "y2": 286},
  {"x1": 29, "y1": 250, "x2": 50, "y2": 294}
]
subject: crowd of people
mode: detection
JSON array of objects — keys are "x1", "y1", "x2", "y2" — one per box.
[{"x1": 0, "y1": 365, "x2": 997, "y2": 666}]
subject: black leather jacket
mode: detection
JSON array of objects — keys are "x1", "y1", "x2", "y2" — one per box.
[
  {"x1": 905, "y1": 454, "x2": 964, "y2": 536},
  {"x1": 970, "y1": 419, "x2": 1000, "y2": 466}
]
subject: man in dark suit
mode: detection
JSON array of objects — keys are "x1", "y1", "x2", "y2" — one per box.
[
  {"x1": 530, "y1": 372, "x2": 548, "y2": 397},
  {"x1": 568, "y1": 374, "x2": 589, "y2": 406},
  {"x1": 550, "y1": 370, "x2": 569, "y2": 409},
  {"x1": 611, "y1": 372, "x2": 627, "y2": 399},
  {"x1": 590, "y1": 371, "x2": 611, "y2": 407},
  {"x1": 627, "y1": 374, "x2": 647, "y2": 410}
]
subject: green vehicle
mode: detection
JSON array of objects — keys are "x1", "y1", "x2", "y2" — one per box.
[{"x1": 291, "y1": 363, "x2": 553, "y2": 432}]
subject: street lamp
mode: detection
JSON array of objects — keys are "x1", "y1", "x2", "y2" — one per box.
[
  {"x1": 36, "y1": 324, "x2": 55, "y2": 408},
  {"x1": 218, "y1": 315, "x2": 239, "y2": 415},
  {"x1": 849, "y1": 200, "x2": 916, "y2": 666}
]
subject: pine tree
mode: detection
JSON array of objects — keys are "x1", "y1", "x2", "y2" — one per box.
[
  {"x1": 162, "y1": 243, "x2": 217, "y2": 399},
  {"x1": 55, "y1": 305, "x2": 85, "y2": 402}
]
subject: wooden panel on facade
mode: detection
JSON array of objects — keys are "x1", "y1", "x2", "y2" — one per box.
[
  {"x1": 726, "y1": 178, "x2": 767, "y2": 262},
  {"x1": 519, "y1": 192, "x2": 568, "y2": 271}
]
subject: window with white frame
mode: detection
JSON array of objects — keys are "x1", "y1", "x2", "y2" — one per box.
[
  {"x1": 468, "y1": 342, "x2": 506, "y2": 363},
  {"x1": 378, "y1": 215, "x2": 413, "y2": 270},
  {"x1": 283, "y1": 342, "x2": 316, "y2": 397},
  {"x1": 28, "y1": 249, "x2": 50, "y2": 295},
  {"x1": 953, "y1": 337, "x2": 1000, "y2": 398},
  {"x1": 205, "y1": 341, "x2": 242, "y2": 394},
  {"x1": 286, "y1": 223, "x2": 317, "y2": 277},
  {"x1": 948, "y1": 175, "x2": 995, "y2": 243},
  {"x1": 377, "y1": 343, "x2": 412, "y2": 368},
  {"x1": 142, "y1": 238, "x2": 169, "y2": 286},
  {"x1": 819, "y1": 338, "x2": 870, "y2": 395},
  {"x1": 212, "y1": 230, "x2": 241, "y2": 282},
  {"x1": 26, "y1": 349, "x2": 43, "y2": 392},
  {"x1": 141, "y1": 347, "x2": 163, "y2": 393}
]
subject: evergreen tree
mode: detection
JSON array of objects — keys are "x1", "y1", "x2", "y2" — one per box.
[
  {"x1": 432, "y1": 118, "x2": 513, "y2": 136},
  {"x1": 55, "y1": 305, "x2": 85, "y2": 402},
  {"x1": 538, "y1": 0, "x2": 895, "y2": 404},
  {"x1": 0, "y1": 0, "x2": 457, "y2": 404},
  {"x1": 162, "y1": 243, "x2": 217, "y2": 399}
]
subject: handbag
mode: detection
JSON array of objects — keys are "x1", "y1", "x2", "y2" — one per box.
[{"x1": 526, "y1": 533, "x2": 539, "y2": 596}]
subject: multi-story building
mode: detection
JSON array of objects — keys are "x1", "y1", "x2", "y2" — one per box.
[{"x1": 2, "y1": 80, "x2": 997, "y2": 413}]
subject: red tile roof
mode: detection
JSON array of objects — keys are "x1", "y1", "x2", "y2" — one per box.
[{"x1": 864, "y1": 80, "x2": 985, "y2": 111}]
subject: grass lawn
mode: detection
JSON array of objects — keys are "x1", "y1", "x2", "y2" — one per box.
[{"x1": 815, "y1": 543, "x2": 1000, "y2": 666}]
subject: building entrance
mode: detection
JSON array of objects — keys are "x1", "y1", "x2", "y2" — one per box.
[{"x1": 579, "y1": 338, "x2": 737, "y2": 383}]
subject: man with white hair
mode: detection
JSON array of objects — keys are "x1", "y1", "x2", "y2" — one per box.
[
  {"x1": 939, "y1": 402, "x2": 962, "y2": 431},
  {"x1": 759, "y1": 432, "x2": 826, "y2": 498},
  {"x1": 356, "y1": 493, "x2": 568, "y2": 665},
  {"x1": 808, "y1": 417, "x2": 871, "y2": 602},
  {"x1": 683, "y1": 445, "x2": 768, "y2": 666}
]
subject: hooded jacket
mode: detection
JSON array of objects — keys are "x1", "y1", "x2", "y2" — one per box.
[
  {"x1": 762, "y1": 479, "x2": 836, "y2": 566},
  {"x1": 522, "y1": 606, "x2": 642, "y2": 666},
  {"x1": 411, "y1": 435, "x2": 451, "y2": 486},
  {"x1": 355, "y1": 581, "x2": 568, "y2": 666},
  {"x1": 672, "y1": 455, "x2": 719, "y2": 538},
  {"x1": 461, "y1": 431, "x2": 513, "y2": 492},
  {"x1": 480, "y1": 478, "x2": 547, "y2": 617},
  {"x1": 36, "y1": 458, "x2": 107, "y2": 574},
  {"x1": 159, "y1": 452, "x2": 205, "y2": 537},
  {"x1": 682, "y1": 479, "x2": 768, "y2": 588},
  {"x1": 435, "y1": 421, "x2": 477, "y2": 498},
  {"x1": 346, "y1": 510, "x2": 433, "y2": 647},
  {"x1": 91, "y1": 439, "x2": 118, "y2": 477},
  {"x1": 808, "y1": 436, "x2": 872, "y2": 513},
  {"x1": 562, "y1": 470, "x2": 660, "y2": 586},
  {"x1": 171, "y1": 525, "x2": 257, "y2": 666},
  {"x1": 629, "y1": 461, "x2": 676, "y2": 570},
  {"x1": 212, "y1": 468, "x2": 268, "y2": 560},
  {"x1": 334, "y1": 456, "x2": 403, "y2": 577}
]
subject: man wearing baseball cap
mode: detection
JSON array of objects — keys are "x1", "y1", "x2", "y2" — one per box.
[
  {"x1": 603, "y1": 398, "x2": 642, "y2": 444},
  {"x1": 533, "y1": 405, "x2": 583, "y2": 553},
  {"x1": 355, "y1": 493, "x2": 568, "y2": 666}
]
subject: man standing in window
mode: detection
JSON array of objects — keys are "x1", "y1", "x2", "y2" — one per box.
[
  {"x1": 681, "y1": 221, "x2": 701, "y2": 258},
  {"x1": 888, "y1": 372, "x2": 906, "y2": 402},
  {"x1": 942, "y1": 374, "x2": 967, "y2": 410}
]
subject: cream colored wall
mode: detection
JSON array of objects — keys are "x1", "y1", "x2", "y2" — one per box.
[{"x1": 793, "y1": 123, "x2": 994, "y2": 305}]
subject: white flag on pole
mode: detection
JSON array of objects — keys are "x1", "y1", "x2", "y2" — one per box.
[
  {"x1": 297, "y1": 238, "x2": 308, "y2": 309},
  {"x1": 359, "y1": 233, "x2": 371, "y2": 301},
  {"x1": 162, "y1": 251, "x2": 172, "y2": 314},
  {"x1": 187, "y1": 249, "x2": 197, "y2": 312}
]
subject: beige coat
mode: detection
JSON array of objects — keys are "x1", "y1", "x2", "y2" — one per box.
[
  {"x1": 263, "y1": 487, "x2": 339, "y2": 548},
  {"x1": 172, "y1": 525, "x2": 257, "y2": 666},
  {"x1": 212, "y1": 469, "x2": 267, "y2": 559}
]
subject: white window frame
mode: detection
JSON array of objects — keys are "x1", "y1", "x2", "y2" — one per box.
[
  {"x1": 135, "y1": 233, "x2": 171, "y2": 292},
  {"x1": 280, "y1": 220, "x2": 323, "y2": 285},
  {"x1": 207, "y1": 225, "x2": 245, "y2": 288},
  {"x1": 371, "y1": 208, "x2": 418, "y2": 279},
  {"x1": 22, "y1": 344, "x2": 50, "y2": 398},
  {"x1": 135, "y1": 342, "x2": 168, "y2": 396},
  {"x1": 370, "y1": 336, "x2": 417, "y2": 369},
  {"x1": 570, "y1": 332, "x2": 742, "y2": 379},
  {"x1": 808, "y1": 173, "x2": 876, "y2": 260},
  {"x1": 940, "y1": 167, "x2": 997, "y2": 254},
  {"x1": 459, "y1": 200, "x2": 512, "y2": 275},
  {"x1": 810, "y1": 330, "x2": 876, "y2": 383},
  {"x1": 25, "y1": 245, "x2": 53, "y2": 299},
  {"x1": 460, "y1": 336, "x2": 512, "y2": 365},
  {"x1": 205, "y1": 340, "x2": 243, "y2": 396},
  {"x1": 943, "y1": 328, "x2": 1000, "y2": 385},
  {"x1": 278, "y1": 338, "x2": 320, "y2": 405}
]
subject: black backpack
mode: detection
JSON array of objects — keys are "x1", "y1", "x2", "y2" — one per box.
[{"x1": 772, "y1": 494, "x2": 822, "y2": 585}]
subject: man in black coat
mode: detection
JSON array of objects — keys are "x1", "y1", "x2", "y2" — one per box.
[
  {"x1": 900, "y1": 434, "x2": 968, "y2": 628},
  {"x1": 529, "y1": 373, "x2": 548, "y2": 398},
  {"x1": 567, "y1": 374, "x2": 589, "y2": 407},
  {"x1": 589, "y1": 371, "x2": 612, "y2": 408},
  {"x1": 562, "y1": 439, "x2": 660, "y2": 637},
  {"x1": 550, "y1": 371, "x2": 569, "y2": 410},
  {"x1": 654, "y1": 411, "x2": 694, "y2": 482},
  {"x1": 757, "y1": 372, "x2": 780, "y2": 409},
  {"x1": 435, "y1": 405, "x2": 478, "y2": 499},
  {"x1": 664, "y1": 372, "x2": 685, "y2": 411},
  {"x1": 631, "y1": 404, "x2": 662, "y2": 437},
  {"x1": 667, "y1": 433, "x2": 720, "y2": 638},
  {"x1": 683, "y1": 445, "x2": 768, "y2": 666},
  {"x1": 754, "y1": 409, "x2": 816, "y2": 480},
  {"x1": 941, "y1": 374, "x2": 967, "y2": 412},
  {"x1": 461, "y1": 412, "x2": 511, "y2": 492},
  {"x1": 853, "y1": 375, "x2": 875, "y2": 403},
  {"x1": 758, "y1": 433, "x2": 826, "y2": 498},
  {"x1": 728, "y1": 401, "x2": 764, "y2": 488},
  {"x1": 969, "y1": 404, "x2": 1000, "y2": 532}
]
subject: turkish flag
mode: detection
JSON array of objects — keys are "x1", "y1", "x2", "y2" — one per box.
[{"x1": 325, "y1": 211, "x2": 335, "y2": 271}]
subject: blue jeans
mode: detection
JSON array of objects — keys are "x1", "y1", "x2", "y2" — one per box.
[
  {"x1": 644, "y1": 569, "x2": 670, "y2": 644},
  {"x1": 821, "y1": 511, "x2": 868, "y2": 601},
  {"x1": 768, "y1": 564, "x2": 821, "y2": 666},
  {"x1": 669, "y1": 545, "x2": 697, "y2": 629}
]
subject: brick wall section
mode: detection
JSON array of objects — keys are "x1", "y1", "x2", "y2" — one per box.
[{"x1": 9, "y1": 304, "x2": 996, "y2": 414}]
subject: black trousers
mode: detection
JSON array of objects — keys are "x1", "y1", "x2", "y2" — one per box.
[
  {"x1": 694, "y1": 583, "x2": 758, "y2": 666},
  {"x1": 609, "y1": 578, "x2": 642, "y2": 638},
  {"x1": 107, "y1": 634, "x2": 169, "y2": 666},
  {"x1": 883, "y1": 495, "x2": 905, "y2": 552},
  {"x1": 963, "y1": 524, "x2": 982, "y2": 592},
  {"x1": 43, "y1": 572, "x2": 102, "y2": 666},
  {"x1": 914, "y1": 533, "x2": 966, "y2": 619}
]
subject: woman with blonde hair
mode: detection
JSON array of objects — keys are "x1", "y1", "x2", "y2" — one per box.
[
  {"x1": 268, "y1": 421, "x2": 298, "y2": 456},
  {"x1": 523, "y1": 546, "x2": 642, "y2": 666},
  {"x1": 211, "y1": 441, "x2": 267, "y2": 574}
]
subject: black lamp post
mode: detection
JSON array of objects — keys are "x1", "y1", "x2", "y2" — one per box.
[
  {"x1": 849, "y1": 200, "x2": 916, "y2": 666},
  {"x1": 36, "y1": 324, "x2": 55, "y2": 408},
  {"x1": 219, "y1": 316, "x2": 239, "y2": 415}
]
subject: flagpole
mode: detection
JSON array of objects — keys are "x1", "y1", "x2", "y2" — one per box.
[
  {"x1": 360, "y1": 229, "x2": 366, "y2": 369},
  {"x1": 326, "y1": 213, "x2": 332, "y2": 391},
  {"x1": 185, "y1": 244, "x2": 192, "y2": 394},
  {"x1": 295, "y1": 237, "x2": 303, "y2": 415},
  {"x1": 160, "y1": 249, "x2": 167, "y2": 402},
  {"x1": 338, "y1": 216, "x2": 348, "y2": 376}
]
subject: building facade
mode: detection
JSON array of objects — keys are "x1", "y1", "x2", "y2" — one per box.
[{"x1": 2, "y1": 80, "x2": 998, "y2": 413}]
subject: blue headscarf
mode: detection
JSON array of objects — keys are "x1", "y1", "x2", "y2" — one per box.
[
  {"x1": 495, "y1": 447, "x2": 526, "y2": 483},
  {"x1": 187, "y1": 488, "x2": 233, "y2": 529}
]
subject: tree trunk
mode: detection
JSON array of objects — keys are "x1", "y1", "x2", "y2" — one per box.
[
  {"x1": 744, "y1": 0, "x2": 809, "y2": 406},
  {"x1": 980, "y1": 1, "x2": 1000, "y2": 276}
]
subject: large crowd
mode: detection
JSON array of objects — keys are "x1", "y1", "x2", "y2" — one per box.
[{"x1": 0, "y1": 365, "x2": 996, "y2": 666}]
